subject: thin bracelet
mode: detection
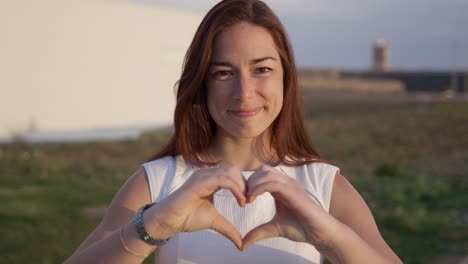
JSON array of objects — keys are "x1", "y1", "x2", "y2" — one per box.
[{"x1": 119, "y1": 227, "x2": 149, "y2": 258}]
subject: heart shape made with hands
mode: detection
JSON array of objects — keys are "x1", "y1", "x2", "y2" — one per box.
[
  {"x1": 163, "y1": 165, "x2": 324, "y2": 252},
  {"x1": 216, "y1": 186, "x2": 279, "y2": 251},
  {"x1": 211, "y1": 168, "x2": 312, "y2": 251}
]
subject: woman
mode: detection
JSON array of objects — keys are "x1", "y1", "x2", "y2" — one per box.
[{"x1": 65, "y1": 0, "x2": 402, "y2": 263}]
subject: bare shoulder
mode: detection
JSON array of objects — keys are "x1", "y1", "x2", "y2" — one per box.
[
  {"x1": 330, "y1": 172, "x2": 402, "y2": 263},
  {"x1": 329, "y1": 173, "x2": 374, "y2": 226},
  {"x1": 71, "y1": 167, "x2": 151, "y2": 255}
]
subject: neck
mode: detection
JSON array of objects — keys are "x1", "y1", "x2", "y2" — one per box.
[{"x1": 202, "y1": 131, "x2": 278, "y2": 171}]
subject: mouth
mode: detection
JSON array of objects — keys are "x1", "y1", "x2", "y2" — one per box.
[{"x1": 228, "y1": 107, "x2": 264, "y2": 118}]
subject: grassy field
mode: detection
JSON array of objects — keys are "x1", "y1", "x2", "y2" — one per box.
[{"x1": 1, "y1": 92, "x2": 467, "y2": 263}]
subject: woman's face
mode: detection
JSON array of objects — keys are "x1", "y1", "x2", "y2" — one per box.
[{"x1": 206, "y1": 22, "x2": 284, "y2": 139}]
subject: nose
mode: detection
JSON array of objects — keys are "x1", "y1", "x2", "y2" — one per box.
[{"x1": 233, "y1": 73, "x2": 254, "y2": 100}]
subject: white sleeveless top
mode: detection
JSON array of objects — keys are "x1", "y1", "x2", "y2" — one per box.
[{"x1": 142, "y1": 155, "x2": 339, "y2": 264}]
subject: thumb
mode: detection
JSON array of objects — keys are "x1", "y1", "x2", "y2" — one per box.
[
  {"x1": 210, "y1": 213, "x2": 243, "y2": 250},
  {"x1": 242, "y1": 221, "x2": 280, "y2": 251}
]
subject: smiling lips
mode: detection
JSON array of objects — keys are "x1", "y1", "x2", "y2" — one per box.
[{"x1": 229, "y1": 107, "x2": 264, "y2": 118}]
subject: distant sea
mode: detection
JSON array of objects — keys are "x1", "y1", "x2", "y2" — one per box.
[{"x1": 0, "y1": 124, "x2": 172, "y2": 144}]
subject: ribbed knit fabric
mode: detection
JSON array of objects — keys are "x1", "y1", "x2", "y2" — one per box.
[{"x1": 142, "y1": 155, "x2": 339, "y2": 264}]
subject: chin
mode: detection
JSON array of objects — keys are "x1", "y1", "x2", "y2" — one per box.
[{"x1": 227, "y1": 126, "x2": 270, "y2": 139}]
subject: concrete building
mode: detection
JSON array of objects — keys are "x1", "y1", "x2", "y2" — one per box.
[
  {"x1": 299, "y1": 38, "x2": 467, "y2": 94},
  {"x1": 0, "y1": 0, "x2": 202, "y2": 142}
]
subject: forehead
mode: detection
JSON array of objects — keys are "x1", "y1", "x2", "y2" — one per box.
[{"x1": 211, "y1": 22, "x2": 280, "y2": 62}]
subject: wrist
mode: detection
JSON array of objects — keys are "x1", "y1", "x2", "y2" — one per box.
[
  {"x1": 135, "y1": 203, "x2": 172, "y2": 246},
  {"x1": 314, "y1": 221, "x2": 392, "y2": 263},
  {"x1": 119, "y1": 222, "x2": 157, "y2": 257},
  {"x1": 141, "y1": 202, "x2": 177, "y2": 241},
  {"x1": 309, "y1": 216, "x2": 347, "y2": 252}
]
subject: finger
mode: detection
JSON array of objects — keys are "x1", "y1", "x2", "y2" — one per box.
[
  {"x1": 228, "y1": 183, "x2": 247, "y2": 207},
  {"x1": 242, "y1": 221, "x2": 280, "y2": 251},
  {"x1": 221, "y1": 166, "x2": 247, "y2": 195},
  {"x1": 247, "y1": 181, "x2": 283, "y2": 201},
  {"x1": 192, "y1": 168, "x2": 247, "y2": 206},
  {"x1": 219, "y1": 176, "x2": 247, "y2": 206},
  {"x1": 246, "y1": 167, "x2": 287, "y2": 202},
  {"x1": 247, "y1": 164, "x2": 274, "y2": 183},
  {"x1": 245, "y1": 172, "x2": 272, "y2": 203},
  {"x1": 216, "y1": 174, "x2": 247, "y2": 207},
  {"x1": 246, "y1": 169, "x2": 269, "y2": 188},
  {"x1": 248, "y1": 180, "x2": 311, "y2": 220},
  {"x1": 210, "y1": 212, "x2": 243, "y2": 250}
]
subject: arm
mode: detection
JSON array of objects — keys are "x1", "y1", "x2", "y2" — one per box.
[
  {"x1": 64, "y1": 165, "x2": 248, "y2": 263},
  {"x1": 325, "y1": 172, "x2": 403, "y2": 264},
  {"x1": 242, "y1": 166, "x2": 402, "y2": 264},
  {"x1": 64, "y1": 167, "x2": 158, "y2": 264}
]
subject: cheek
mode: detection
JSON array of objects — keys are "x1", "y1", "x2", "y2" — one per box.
[
  {"x1": 207, "y1": 83, "x2": 230, "y2": 114},
  {"x1": 260, "y1": 76, "x2": 283, "y2": 106},
  {"x1": 275, "y1": 73, "x2": 284, "y2": 106},
  {"x1": 207, "y1": 79, "x2": 228, "y2": 97}
]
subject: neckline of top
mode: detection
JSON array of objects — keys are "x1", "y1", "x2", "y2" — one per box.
[{"x1": 175, "y1": 154, "x2": 286, "y2": 174}]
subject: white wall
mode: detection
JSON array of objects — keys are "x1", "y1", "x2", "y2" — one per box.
[{"x1": 0, "y1": 0, "x2": 202, "y2": 140}]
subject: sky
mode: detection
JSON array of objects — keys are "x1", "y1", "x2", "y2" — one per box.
[{"x1": 129, "y1": 0, "x2": 468, "y2": 71}]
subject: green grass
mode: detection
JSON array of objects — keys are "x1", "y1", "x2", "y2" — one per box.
[
  {"x1": 1, "y1": 93, "x2": 467, "y2": 263},
  {"x1": 0, "y1": 157, "x2": 128, "y2": 263},
  {"x1": 357, "y1": 165, "x2": 467, "y2": 263},
  {"x1": 305, "y1": 94, "x2": 468, "y2": 263}
]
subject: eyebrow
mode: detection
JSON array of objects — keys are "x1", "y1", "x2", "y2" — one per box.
[{"x1": 210, "y1": 56, "x2": 277, "y2": 67}]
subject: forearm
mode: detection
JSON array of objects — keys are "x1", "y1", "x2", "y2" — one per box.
[
  {"x1": 64, "y1": 222, "x2": 157, "y2": 264},
  {"x1": 317, "y1": 223, "x2": 396, "y2": 264}
]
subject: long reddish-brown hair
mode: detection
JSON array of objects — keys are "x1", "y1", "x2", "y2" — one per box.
[{"x1": 149, "y1": 0, "x2": 321, "y2": 166}]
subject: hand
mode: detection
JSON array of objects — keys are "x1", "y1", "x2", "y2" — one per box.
[
  {"x1": 242, "y1": 165, "x2": 338, "y2": 251},
  {"x1": 143, "y1": 166, "x2": 247, "y2": 249}
]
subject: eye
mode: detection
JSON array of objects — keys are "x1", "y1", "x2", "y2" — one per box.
[
  {"x1": 255, "y1": 67, "x2": 272, "y2": 74},
  {"x1": 211, "y1": 70, "x2": 233, "y2": 80}
]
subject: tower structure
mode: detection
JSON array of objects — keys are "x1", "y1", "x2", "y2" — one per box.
[{"x1": 372, "y1": 38, "x2": 390, "y2": 71}]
